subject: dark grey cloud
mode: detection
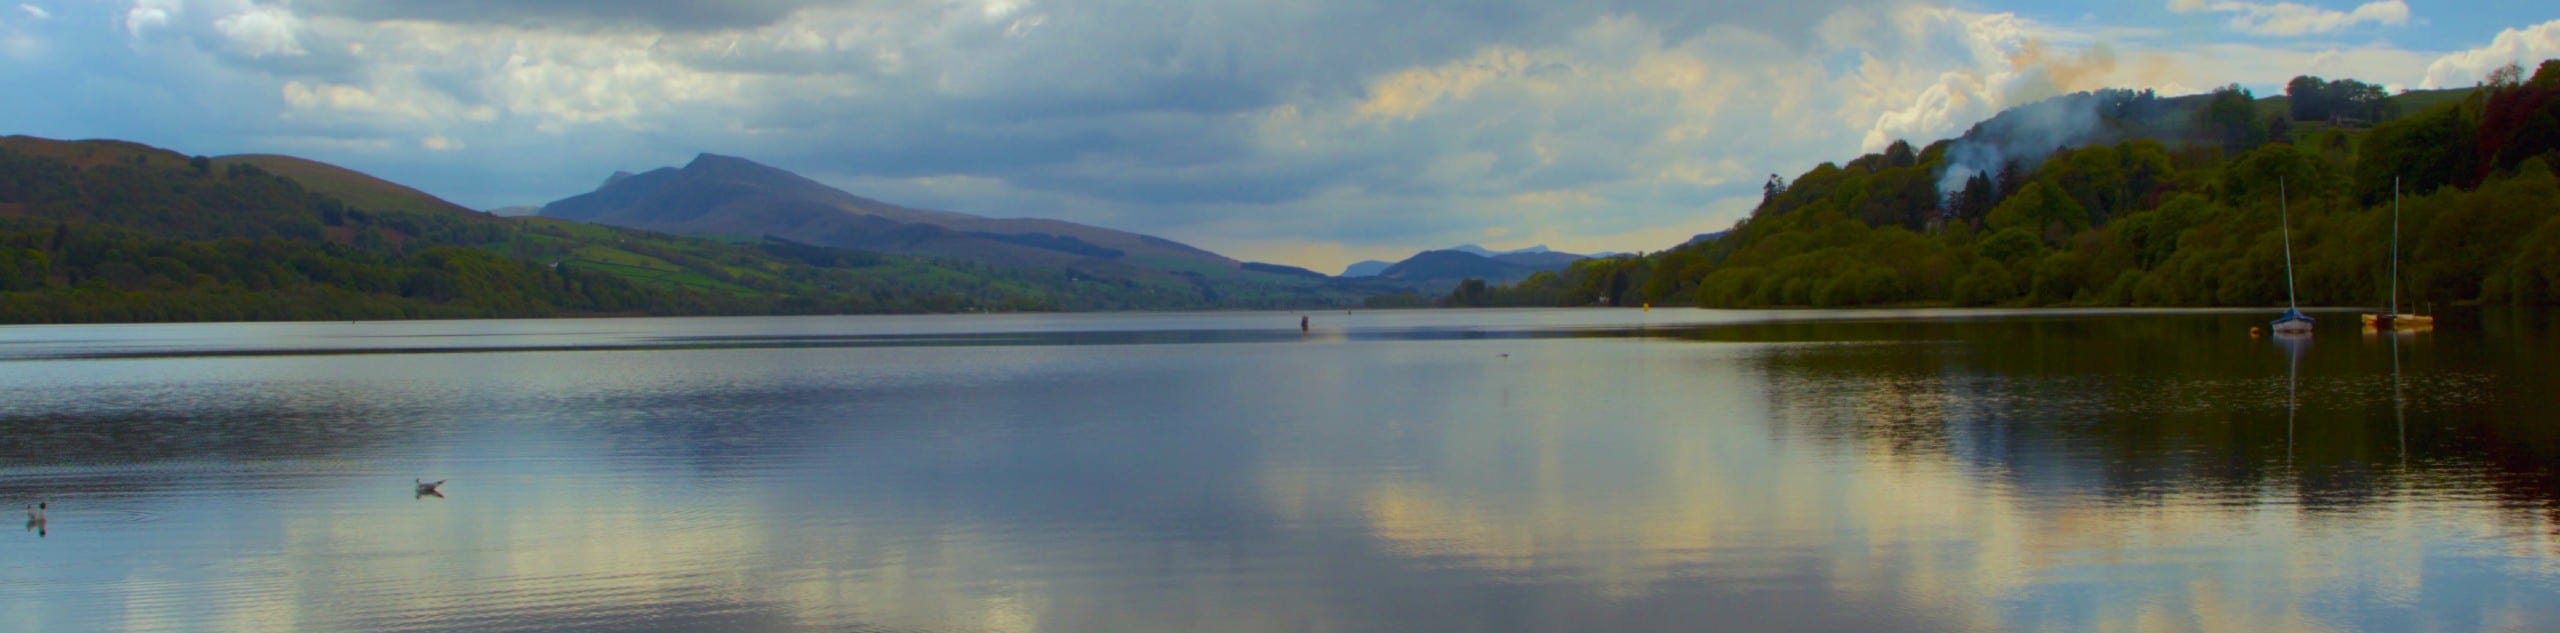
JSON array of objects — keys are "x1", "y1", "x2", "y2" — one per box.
[
  {"x1": 61, "y1": 0, "x2": 1925, "y2": 259},
  {"x1": 767, "y1": 0, "x2": 1894, "y2": 204}
]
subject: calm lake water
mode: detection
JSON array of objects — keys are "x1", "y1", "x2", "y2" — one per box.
[{"x1": 2, "y1": 308, "x2": 2556, "y2": 632}]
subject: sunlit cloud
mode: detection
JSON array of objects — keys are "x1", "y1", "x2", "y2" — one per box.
[
  {"x1": 0, "y1": 0, "x2": 2543, "y2": 270},
  {"x1": 2419, "y1": 18, "x2": 2560, "y2": 89},
  {"x1": 2168, "y1": 0, "x2": 2411, "y2": 37}
]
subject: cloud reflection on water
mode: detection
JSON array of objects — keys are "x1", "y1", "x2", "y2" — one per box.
[{"x1": 0, "y1": 311, "x2": 2556, "y2": 632}]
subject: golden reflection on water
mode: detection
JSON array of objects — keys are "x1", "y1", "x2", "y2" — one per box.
[{"x1": 1299, "y1": 334, "x2": 2560, "y2": 633}]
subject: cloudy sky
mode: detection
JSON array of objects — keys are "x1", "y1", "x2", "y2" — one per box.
[{"x1": 2, "y1": 1, "x2": 2555, "y2": 271}]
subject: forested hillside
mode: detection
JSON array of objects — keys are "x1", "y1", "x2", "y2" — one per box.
[
  {"x1": 0, "y1": 137, "x2": 1381, "y2": 324},
  {"x1": 1449, "y1": 61, "x2": 2560, "y2": 311}
]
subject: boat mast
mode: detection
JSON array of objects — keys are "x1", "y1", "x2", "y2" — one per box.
[
  {"x1": 2282, "y1": 177, "x2": 2299, "y2": 310},
  {"x1": 2391, "y1": 177, "x2": 2400, "y2": 316}
]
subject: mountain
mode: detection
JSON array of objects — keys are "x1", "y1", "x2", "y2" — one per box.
[
  {"x1": 0, "y1": 136, "x2": 1393, "y2": 323},
  {"x1": 540, "y1": 154, "x2": 1239, "y2": 278},
  {"x1": 1375, "y1": 250, "x2": 1545, "y2": 291},
  {"x1": 1442, "y1": 243, "x2": 1582, "y2": 268},
  {"x1": 1490, "y1": 250, "x2": 1583, "y2": 269},
  {"x1": 1340, "y1": 260, "x2": 1393, "y2": 277},
  {"x1": 1241, "y1": 262, "x2": 1329, "y2": 279},
  {"x1": 1337, "y1": 243, "x2": 1596, "y2": 290},
  {"x1": 1446, "y1": 243, "x2": 1555, "y2": 257},
  {"x1": 487, "y1": 205, "x2": 542, "y2": 217}
]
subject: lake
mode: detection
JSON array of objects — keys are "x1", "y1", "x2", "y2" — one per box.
[{"x1": 1, "y1": 308, "x2": 2556, "y2": 632}]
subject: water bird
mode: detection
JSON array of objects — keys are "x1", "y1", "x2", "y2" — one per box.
[
  {"x1": 415, "y1": 479, "x2": 445, "y2": 498},
  {"x1": 1498, "y1": 353, "x2": 1509, "y2": 358},
  {"x1": 26, "y1": 502, "x2": 42, "y2": 522}
]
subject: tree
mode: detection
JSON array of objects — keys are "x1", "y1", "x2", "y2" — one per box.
[
  {"x1": 1762, "y1": 174, "x2": 1787, "y2": 208},
  {"x1": 2203, "y1": 84, "x2": 2260, "y2": 152},
  {"x1": 2285, "y1": 76, "x2": 2388, "y2": 125},
  {"x1": 2488, "y1": 62, "x2": 2524, "y2": 89},
  {"x1": 1985, "y1": 180, "x2": 2091, "y2": 245},
  {"x1": 1884, "y1": 140, "x2": 1917, "y2": 168},
  {"x1": 1996, "y1": 160, "x2": 2028, "y2": 200},
  {"x1": 2286, "y1": 76, "x2": 2327, "y2": 123},
  {"x1": 1946, "y1": 171, "x2": 1997, "y2": 224},
  {"x1": 2356, "y1": 102, "x2": 2477, "y2": 203},
  {"x1": 2330, "y1": 79, "x2": 2388, "y2": 123}
]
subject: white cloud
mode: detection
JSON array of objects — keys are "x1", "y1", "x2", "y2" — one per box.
[
  {"x1": 87, "y1": 1, "x2": 2242, "y2": 266},
  {"x1": 123, "y1": 0, "x2": 176, "y2": 37},
  {"x1": 18, "y1": 4, "x2": 49, "y2": 20},
  {"x1": 2167, "y1": 0, "x2": 2410, "y2": 37},
  {"x1": 212, "y1": 3, "x2": 303, "y2": 57},
  {"x1": 29, "y1": 0, "x2": 2515, "y2": 271},
  {"x1": 2419, "y1": 19, "x2": 2560, "y2": 89}
]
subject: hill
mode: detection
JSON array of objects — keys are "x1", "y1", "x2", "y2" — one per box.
[
  {"x1": 539, "y1": 154, "x2": 1242, "y2": 279},
  {"x1": 1341, "y1": 259, "x2": 1393, "y2": 277},
  {"x1": 1448, "y1": 62, "x2": 2560, "y2": 310},
  {"x1": 0, "y1": 136, "x2": 194, "y2": 170},
  {"x1": 1491, "y1": 250, "x2": 1584, "y2": 269},
  {"x1": 1376, "y1": 250, "x2": 1545, "y2": 292},
  {"x1": 1344, "y1": 244, "x2": 1590, "y2": 283},
  {"x1": 0, "y1": 137, "x2": 1391, "y2": 323},
  {"x1": 213, "y1": 154, "x2": 483, "y2": 218}
]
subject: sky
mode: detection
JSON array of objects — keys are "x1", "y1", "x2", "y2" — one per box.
[{"x1": 2, "y1": 1, "x2": 2556, "y2": 272}]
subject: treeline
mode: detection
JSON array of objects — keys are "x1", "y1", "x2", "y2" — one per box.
[
  {"x1": 1448, "y1": 61, "x2": 2560, "y2": 310},
  {"x1": 0, "y1": 219, "x2": 681, "y2": 322},
  {"x1": 0, "y1": 140, "x2": 1364, "y2": 323}
]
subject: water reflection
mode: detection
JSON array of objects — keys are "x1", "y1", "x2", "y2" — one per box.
[{"x1": 0, "y1": 310, "x2": 2554, "y2": 632}]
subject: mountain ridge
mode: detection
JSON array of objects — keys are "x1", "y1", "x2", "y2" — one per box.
[
  {"x1": 0, "y1": 135, "x2": 1393, "y2": 323},
  {"x1": 538, "y1": 153, "x2": 1237, "y2": 277}
]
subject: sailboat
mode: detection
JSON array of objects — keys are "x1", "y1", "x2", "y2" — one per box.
[
  {"x1": 2271, "y1": 178, "x2": 2315, "y2": 335},
  {"x1": 2362, "y1": 177, "x2": 2433, "y2": 331}
]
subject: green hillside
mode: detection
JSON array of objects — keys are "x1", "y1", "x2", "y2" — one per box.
[
  {"x1": 0, "y1": 138, "x2": 1383, "y2": 324},
  {"x1": 213, "y1": 154, "x2": 481, "y2": 218},
  {"x1": 1448, "y1": 63, "x2": 2560, "y2": 311}
]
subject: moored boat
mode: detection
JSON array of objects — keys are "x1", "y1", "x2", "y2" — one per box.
[
  {"x1": 2273, "y1": 178, "x2": 2314, "y2": 335},
  {"x1": 2361, "y1": 177, "x2": 2432, "y2": 332}
]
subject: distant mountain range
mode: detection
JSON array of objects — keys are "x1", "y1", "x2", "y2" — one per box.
[
  {"x1": 1336, "y1": 243, "x2": 1621, "y2": 292},
  {"x1": 0, "y1": 135, "x2": 1399, "y2": 322},
  {"x1": 539, "y1": 154, "x2": 1240, "y2": 281},
  {"x1": 0, "y1": 132, "x2": 1691, "y2": 320},
  {"x1": 1342, "y1": 243, "x2": 1596, "y2": 279},
  {"x1": 1340, "y1": 259, "x2": 1395, "y2": 277}
]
